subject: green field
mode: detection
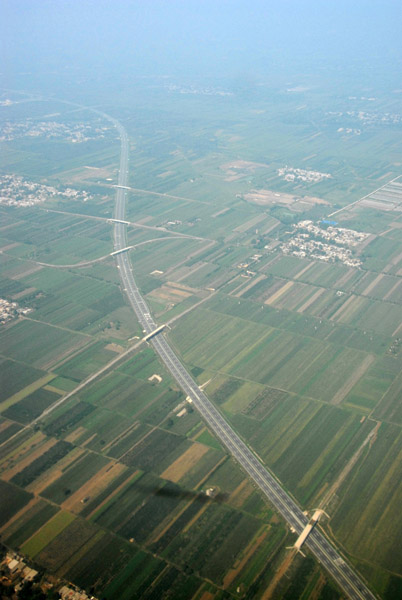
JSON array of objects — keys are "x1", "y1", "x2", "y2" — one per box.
[{"x1": 1, "y1": 81, "x2": 402, "y2": 600}]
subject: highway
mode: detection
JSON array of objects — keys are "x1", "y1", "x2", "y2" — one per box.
[{"x1": 110, "y1": 115, "x2": 377, "y2": 600}]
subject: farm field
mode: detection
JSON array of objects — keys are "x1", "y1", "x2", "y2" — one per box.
[{"x1": 0, "y1": 77, "x2": 402, "y2": 600}]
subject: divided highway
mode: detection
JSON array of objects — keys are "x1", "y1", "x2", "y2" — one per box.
[{"x1": 111, "y1": 116, "x2": 377, "y2": 600}]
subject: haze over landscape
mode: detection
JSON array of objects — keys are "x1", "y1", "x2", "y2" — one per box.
[{"x1": 0, "y1": 2, "x2": 402, "y2": 600}]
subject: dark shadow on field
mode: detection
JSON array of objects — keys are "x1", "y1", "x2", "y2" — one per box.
[{"x1": 140, "y1": 483, "x2": 229, "y2": 504}]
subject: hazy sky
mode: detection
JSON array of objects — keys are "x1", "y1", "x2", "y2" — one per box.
[{"x1": 2, "y1": 0, "x2": 402, "y2": 81}]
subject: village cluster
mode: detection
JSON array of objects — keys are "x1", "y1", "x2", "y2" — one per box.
[
  {"x1": 166, "y1": 83, "x2": 233, "y2": 96},
  {"x1": 0, "y1": 119, "x2": 111, "y2": 143},
  {"x1": 0, "y1": 298, "x2": 32, "y2": 324},
  {"x1": 328, "y1": 110, "x2": 402, "y2": 127},
  {"x1": 336, "y1": 127, "x2": 362, "y2": 135},
  {"x1": 281, "y1": 220, "x2": 369, "y2": 267},
  {"x1": 277, "y1": 166, "x2": 332, "y2": 183},
  {"x1": 1, "y1": 552, "x2": 97, "y2": 600},
  {"x1": 0, "y1": 174, "x2": 93, "y2": 207}
]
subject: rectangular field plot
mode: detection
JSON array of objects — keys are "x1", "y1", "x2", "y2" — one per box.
[
  {"x1": 0, "y1": 211, "x2": 113, "y2": 263},
  {"x1": 161, "y1": 501, "x2": 261, "y2": 585},
  {"x1": 3, "y1": 498, "x2": 59, "y2": 548},
  {"x1": 128, "y1": 237, "x2": 205, "y2": 278},
  {"x1": 344, "y1": 355, "x2": 399, "y2": 411},
  {"x1": 0, "y1": 319, "x2": 89, "y2": 369},
  {"x1": 32, "y1": 235, "x2": 111, "y2": 266},
  {"x1": 270, "y1": 407, "x2": 365, "y2": 503},
  {"x1": 42, "y1": 400, "x2": 96, "y2": 437},
  {"x1": 160, "y1": 442, "x2": 212, "y2": 483},
  {"x1": 348, "y1": 300, "x2": 402, "y2": 336},
  {"x1": 230, "y1": 397, "x2": 371, "y2": 504},
  {"x1": 373, "y1": 366, "x2": 402, "y2": 425},
  {"x1": 41, "y1": 451, "x2": 111, "y2": 505},
  {"x1": 54, "y1": 341, "x2": 117, "y2": 381},
  {"x1": 103, "y1": 550, "x2": 166, "y2": 600},
  {"x1": 359, "y1": 178, "x2": 402, "y2": 212},
  {"x1": 266, "y1": 281, "x2": 325, "y2": 313},
  {"x1": 263, "y1": 255, "x2": 314, "y2": 279},
  {"x1": 0, "y1": 420, "x2": 23, "y2": 445},
  {"x1": 362, "y1": 235, "x2": 402, "y2": 272},
  {"x1": 2, "y1": 387, "x2": 61, "y2": 424},
  {"x1": 175, "y1": 296, "x2": 383, "y2": 404},
  {"x1": 294, "y1": 260, "x2": 351, "y2": 288},
  {"x1": 176, "y1": 446, "x2": 225, "y2": 489},
  {"x1": 170, "y1": 308, "x2": 273, "y2": 372},
  {"x1": 331, "y1": 423, "x2": 402, "y2": 572},
  {"x1": 224, "y1": 328, "x2": 320, "y2": 387},
  {"x1": 0, "y1": 479, "x2": 33, "y2": 527},
  {"x1": 69, "y1": 408, "x2": 142, "y2": 454},
  {"x1": 358, "y1": 272, "x2": 402, "y2": 302},
  {"x1": 220, "y1": 380, "x2": 264, "y2": 414},
  {"x1": 120, "y1": 428, "x2": 191, "y2": 474},
  {"x1": 33, "y1": 517, "x2": 99, "y2": 574},
  {"x1": 82, "y1": 374, "x2": 165, "y2": 419},
  {"x1": 34, "y1": 287, "x2": 126, "y2": 332},
  {"x1": 64, "y1": 535, "x2": 141, "y2": 594},
  {"x1": 117, "y1": 346, "x2": 170, "y2": 381},
  {"x1": 117, "y1": 479, "x2": 198, "y2": 545},
  {"x1": 22, "y1": 267, "x2": 127, "y2": 332},
  {"x1": 20, "y1": 510, "x2": 76, "y2": 558},
  {"x1": 93, "y1": 471, "x2": 160, "y2": 530},
  {"x1": 11, "y1": 440, "x2": 73, "y2": 488},
  {"x1": 0, "y1": 358, "x2": 47, "y2": 404},
  {"x1": 297, "y1": 288, "x2": 347, "y2": 320}
]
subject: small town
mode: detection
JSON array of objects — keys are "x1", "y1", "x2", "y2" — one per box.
[
  {"x1": 0, "y1": 551, "x2": 97, "y2": 600},
  {"x1": 166, "y1": 83, "x2": 233, "y2": 96},
  {"x1": 281, "y1": 220, "x2": 369, "y2": 267},
  {"x1": 0, "y1": 119, "x2": 112, "y2": 143},
  {"x1": 0, "y1": 298, "x2": 32, "y2": 324},
  {"x1": 277, "y1": 166, "x2": 332, "y2": 183},
  {"x1": 0, "y1": 174, "x2": 93, "y2": 207},
  {"x1": 336, "y1": 127, "x2": 362, "y2": 135},
  {"x1": 327, "y1": 109, "x2": 402, "y2": 127}
]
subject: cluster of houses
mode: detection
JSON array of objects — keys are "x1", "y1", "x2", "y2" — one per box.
[
  {"x1": 281, "y1": 220, "x2": 369, "y2": 267},
  {"x1": 0, "y1": 298, "x2": 32, "y2": 325},
  {"x1": 277, "y1": 166, "x2": 332, "y2": 183},
  {"x1": 0, "y1": 174, "x2": 93, "y2": 207},
  {"x1": 0, "y1": 119, "x2": 110, "y2": 143},
  {"x1": 1, "y1": 552, "x2": 97, "y2": 600}
]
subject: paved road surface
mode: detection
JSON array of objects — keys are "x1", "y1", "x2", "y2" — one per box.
[{"x1": 109, "y1": 114, "x2": 377, "y2": 600}]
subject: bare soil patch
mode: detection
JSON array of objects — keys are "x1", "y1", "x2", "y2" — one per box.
[
  {"x1": 261, "y1": 549, "x2": 296, "y2": 599},
  {"x1": 245, "y1": 189, "x2": 328, "y2": 207},
  {"x1": 64, "y1": 426, "x2": 87, "y2": 443},
  {"x1": 297, "y1": 288, "x2": 325, "y2": 313},
  {"x1": 200, "y1": 593, "x2": 215, "y2": 600},
  {"x1": 0, "y1": 497, "x2": 39, "y2": 534},
  {"x1": 331, "y1": 354, "x2": 375, "y2": 405},
  {"x1": 104, "y1": 343, "x2": 125, "y2": 353},
  {"x1": 228, "y1": 478, "x2": 254, "y2": 508},
  {"x1": 2, "y1": 438, "x2": 57, "y2": 481},
  {"x1": 223, "y1": 528, "x2": 268, "y2": 588},
  {"x1": 265, "y1": 281, "x2": 294, "y2": 306},
  {"x1": 57, "y1": 165, "x2": 114, "y2": 184},
  {"x1": 62, "y1": 461, "x2": 126, "y2": 513},
  {"x1": 0, "y1": 432, "x2": 45, "y2": 473},
  {"x1": 12, "y1": 265, "x2": 43, "y2": 280},
  {"x1": 28, "y1": 447, "x2": 86, "y2": 494},
  {"x1": 161, "y1": 443, "x2": 209, "y2": 483},
  {"x1": 86, "y1": 469, "x2": 139, "y2": 519}
]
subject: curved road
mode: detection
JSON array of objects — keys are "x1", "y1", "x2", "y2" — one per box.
[{"x1": 109, "y1": 115, "x2": 377, "y2": 600}]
